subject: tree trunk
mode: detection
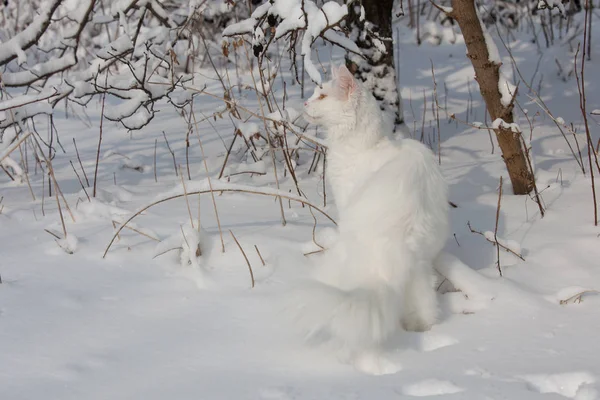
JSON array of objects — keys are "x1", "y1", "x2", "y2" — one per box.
[
  {"x1": 448, "y1": 0, "x2": 535, "y2": 195},
  {"x1": 346, "y1": 0, "x2": 405, "y2": 127}
]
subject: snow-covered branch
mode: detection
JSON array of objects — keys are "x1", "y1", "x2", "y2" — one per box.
[
  {"x1": 0, "y1": 0, "x2": 62, "y2": 66},
  {"x1": 223, "y1": 0, "x2": 359, "y2": 86},
  {"x1": 0, "y1": 0, "x2": 248, "y2": 137}
]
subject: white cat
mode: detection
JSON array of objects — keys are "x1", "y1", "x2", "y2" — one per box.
[{"x1": 295, "y1": 65, "x2": 449, "y2": 375}]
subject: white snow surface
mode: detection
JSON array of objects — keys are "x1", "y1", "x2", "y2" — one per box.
[{"x1": 2, "y1": 12, "x2": 600, "y2": 400}]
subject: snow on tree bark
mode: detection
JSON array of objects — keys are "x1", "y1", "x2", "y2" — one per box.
[
  {"x1": 345, "y1": 0, "x2": 404, "y2": 127},
  {"x1": 445, "y1": 0, "x2": 535, "y2": 195}
]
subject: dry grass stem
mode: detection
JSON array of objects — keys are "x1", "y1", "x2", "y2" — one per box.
[
  {"x1": 44, "y1": 228, "x2": 62, "y2": 239},
  {"x1": 304, "y1": 249, "x2": 325, "y2": 257},
  {"x1": 32, "y1": 135, "x2": 76, "y2": 223},
  {"x1": 190, "y1": 107, "x2": 226, "y2": 252},
  {"x1": 154, "y1": 138, "x2": 158, "y2": 183},
  {"x1": 229, "y1": 230, "x2": 255, "y2": 288},
  {"x1": 93, "y1": 72, "x2": 108, "y2": 198},
  {"x1": 162, "y1": 131, "x2": 178, "y2": 177},
  {"x1": 103, "y1": 188, "x2": 336, "y2": 258},
  {"x1": 254, "y1": 245, "x2": 265, "y2": 266},
  {"x1": 70, "y1": 160, "x2": 91, "y2": 201},
  {"x1": 309, "y1": 206, "x2": 324, "y2": 250},
  {"x1": 574, "y1": 41, "x2": 599, "y2": 226},
  {"x1": 494, "y1": 176, "x2": 503, "y2": 277},
  {"x1": 112, "y1": 220, "x2": 160, "y2": 242},
  {"x1": 0, "y1": 131, "x2": 32, "y2": 164},
  {"x1": 111, "y1": 221, "x2": 122, "y2": 241},
  {"x1": 467, "y1": 220, "x2": 525, "y2": 261},
  {"x1": 73, "y1": 138, "x2": 90, "y2": 187},
  {"x1": 559, "y1": 290, "x2": 599, "y2": 305},
  {"x1": 430, "y1": 60, "x2": 442, "y2": 164},
  {"x1": 240, "y1": 41, "x2": 286, "y2": 226},
  {"x1": 179, "y1": 165, "x2": 195, "y2": 229}
]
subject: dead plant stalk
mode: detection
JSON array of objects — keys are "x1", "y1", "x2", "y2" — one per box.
[
  {"x1": 93, "y1": 72, "x2": 108, "y2": 198},
  {"x1": 103, "y1": 188, "x2": 336, "y2": 258},
  {"x1": 190, "y1": 105, "x2": 226, "y2": 252},
  {"x1": 229, "y1": 230, "x2": 255, "y2": 288}
]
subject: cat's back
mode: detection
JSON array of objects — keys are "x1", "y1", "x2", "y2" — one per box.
[
  {"x1": 342, "y1": 136, "x2": 448, "y2": 248},
  {"x1": 366, "y1": 137, "x2": 448, "y2": 219},
  {"x1": 374, "y1": 137, "x2": 444, "y2": 185}
]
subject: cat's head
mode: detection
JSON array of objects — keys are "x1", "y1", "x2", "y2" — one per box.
[{"x1": 303, "y1": 64, "x2": 360, "y2": 130}]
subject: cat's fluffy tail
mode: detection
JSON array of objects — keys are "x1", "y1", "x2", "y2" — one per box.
[{"x1": 290, "y1": 279, "x2": 402, "y2": 351}]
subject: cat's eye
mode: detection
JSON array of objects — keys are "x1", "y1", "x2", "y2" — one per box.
[{"x1": 318, "y1": 94, "x2": 327, "y2": 100}]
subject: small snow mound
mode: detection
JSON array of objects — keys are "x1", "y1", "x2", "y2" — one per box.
[
  {"x1": 402, "y1": 379, "x2": 464, "y2": 396},
  {"x1": 315, "y1": 227, "x2": 339, "y2": 248},
  {"x1": 237, "y1": 122, "x2": 260, "y2": 140},
  {"x1": 57, "y1": 234, "x2": 78, "y2": 254},
  {"x1": 421, "y1": 333, "x2": 459, "y2": 352},
  {"x1": 464, "y1": 367, "x2": 492, "y2": 378},
  {"x1": 353, "y1": 352, "x2": 401, "y2": 376},
  {"x1": 154, "y1": 223, "x2": 212, "y2": 273},
  {"x1": 521, "y1": 372, "x2": 596, "y2": 398},
  {"x1": 575, "y1": 385, "x2": 598, "y2": 400},
  {"x1": 302, "y1": 227, "x2": 339, "y2": 253},
  {"x1": 546, "y1": 286, "x2": 600, "y2": 305}
]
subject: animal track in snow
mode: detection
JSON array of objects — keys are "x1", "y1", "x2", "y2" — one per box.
[
  {"x1": 464, "y1": 367, "x2": 492, "y2": 379},
  {"x1": 520, "y1": 371, "x2": 596, "y2": 399},
  {"x1": 420, "y1": 333, "x2": 459, "y2": 352},
  {"x1": 401, "y1": 379, "x2": 464, "y2": 397}
]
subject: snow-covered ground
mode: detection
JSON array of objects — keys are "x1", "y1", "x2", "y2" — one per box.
[{"x1": 2, "y1": 13, "x2": 600, "y2": 400}]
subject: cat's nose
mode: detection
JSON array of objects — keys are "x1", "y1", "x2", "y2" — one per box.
[{"x1": 303, "y1": 101, "x2": 307, "y2": 106}]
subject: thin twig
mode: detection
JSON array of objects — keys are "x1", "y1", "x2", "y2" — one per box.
[
  {"x1": 154, "y1": 138, "x2": 158, "y2": 183},
  {"x1": 73, "y1": 138, "x2": 90, "y2": 187},
  {"x1": 576, "y1": 31, "x2": 598, "y2": 225},
  {"x1": 229, "y1": 230, "x2": 255, "y2": 288},
  {"x1": 254, "y1": 245, "x2": 265, "y2": 266},
  {"x1": 70, "y1": 160, "x2": 91, "y2": 201},
  {"x1": 560, "y1": 289, "x2": 599, "y2": 304},
  {"x1": 162, "y1": 131, "x2": 178, "y2": 176},
  {"x1": 190, "y1": 106, "x2": 225, "y2": 252},
  {"x1": 240, "y1": 41, "x2": 286, "y2": 226},
  {"x1": 32, "y1": 134, "x2": 76, "y2": 223},
  {"x1": 304, "y1": 249, "x2": 325, "y2": 257},
  {"x1": 0, "y1": 131, "x2": 32, "y2": 164},
  {"x1": 103, "y1": 188, "x2": 336, "y2": 258},
  {"x1": 112, "y1": 220, "x2": 160, "y2": 242},
  {"x1": 111, "y1": 221, "x2": 122, "y2": 241},
  {"x1": 467, "y1": 221, "x2": 525, "y2": 261},
  {"x1": 44, "y1": 228, "x2": 62, "y2": 239},
  {"x1": 494, "y1": 177, "x2": 503, "y2": 277},
  {"x1": 153, "y1": 246, "x2": 182, "y2": 259},
  {"x1": 179, "y1": 165, "x2": 195, "y2": 229},
  {"x1": 218, "y1": 129, "x2": 240, "y2": 180},
  {"x1": 93, "y1": 72, "x2": 108, "y2": 197},
  {"x1": 309, "y1": 206, "x2": 324, "y2": 250}
]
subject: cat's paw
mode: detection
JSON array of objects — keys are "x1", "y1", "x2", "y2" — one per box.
[{"x1": 353, "y1": 352, "x2": 402, "y2": 375}]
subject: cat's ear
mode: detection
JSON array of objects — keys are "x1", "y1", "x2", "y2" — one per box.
[{"x1": 336, "y1": 64, "x2": 357, "y2": 100}]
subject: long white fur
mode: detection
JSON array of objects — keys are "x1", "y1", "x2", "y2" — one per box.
[{"x1": 297, "y1": 65, "x2": 449, "y2": 372}]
